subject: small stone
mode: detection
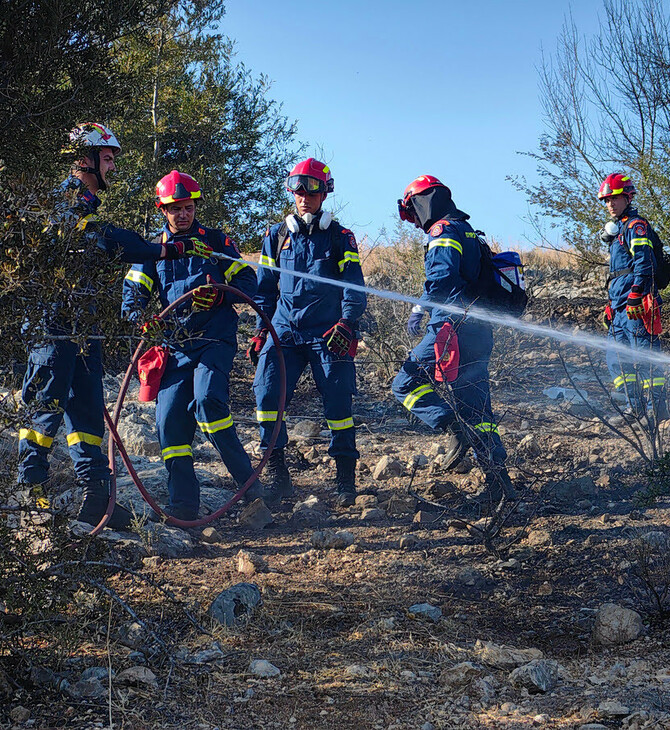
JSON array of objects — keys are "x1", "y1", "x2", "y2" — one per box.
[
  {"x1": 115, "y1": 666, "x2": 157, "y2": 687},
  {"x1": 597, "y1": 699, "x2": 630, "y2": 717},
  {"x1": 537, "y1": 582, "x2": 553, "y2": 596},
  {"x1": 293, "y1": 494, "x2": 323, "y2": 512},
  {"x1": 142, "y1": 555, "x2": 161, "y2": 569},
  {"x1": 592, "y1": 603, "x2": 644, "y2": 646},
  {"x1": 80, "y1": 667, "x2": 112, "y2": 682},
  {"x1": 67, "y1": 677, "x2": 107, "y2": 700},
  {"x1": 421, "y1": 723, "x2": 436, "y2": 730},
  {"x1": 236, "y1": 550, "x2": 268, "y2": 576},
  {"x1": 355, "y1": 494, "x2": 378, "y2": 508},
  {"x1": 474, "y1": 640, "x2": 543, "y2": 669},
  {"x1": 10, "y1": 706, "x2": 30, "y2": 723},
  {"x1": 413, "y1": 510, "x2": 438, "y2": 524},
  {"x1": 440, "y1": 661, "x2": 484, "y2": 687},
  {"x1": 384, "y1": 495, "x2": 416, "y2": 515},
  {"x1": 399, "y1": 534, "x2": 418, "y2": 549},
  {"x1": 344, "y1": 664, "x2": 373, "y2": 678},
  {"x1": 249, "y1": 659, "x2": 281, "y2": 678},
  {"x1": 208, "y1": 583, "x2": 262, "y2": 626},
  {"x1": 408, "y1": 602, "x2": 442, "y2": 622},
  {"x1": 311, "y1": 529, "x2": 354, "y2": 550},
  {"x1": 509, "y1": 659, "x2": 559, "y2": 693},
  {"x1": 426, "y1": 442, "x2": 445, "y2": 457},
  {"x1": 526, "y1": 529, "x2": 552, "y2": 547},
  {"x1": 372, "y1": 455, "x2": 404, "y2": 480},
  {"x1": 640, "y1": 530, "x2": 669, "y2": 548},
  {"x1": 201, "y1": 526, "x2": 223, "y2": 544},
  {"x1": 360, "y1": 507, "x2": 385, "y2": 522},
  {"x1": 292, "y1": 420, "x2": 322, "y2": 438},
  {"x1": 533, "y1": 715, "x2": 549, "y2": 725},
  {"x1": 238, "y1": 499, "x2": 273, "y2": 530}
]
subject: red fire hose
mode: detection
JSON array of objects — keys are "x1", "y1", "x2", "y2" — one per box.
[{"x1": 89, "y1": 283, "x2": 286, "y2": 535}]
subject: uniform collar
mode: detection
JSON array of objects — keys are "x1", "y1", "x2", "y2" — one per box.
[
  {"x1": 162, "y1": 219, "x2": 203, "y2": 240},
  {"x1": 62, "y1": 175, "x2": 101, "y2": 210}
]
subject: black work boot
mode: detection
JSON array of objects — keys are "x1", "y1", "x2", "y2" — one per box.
[
  {"x1": 76, "y1": 480, "x2": 133, "y2": 531},
  {"x1": 262, "y1": 449, "x2": 293, "y2": 506},
  {"x1": 335, "y1": 456, "x2": 357, "y2": 507},
  {"x1": 242, "y1": 478, "x2": 265, "y2": 505},
  {"x1": 148, "y1": 504, "x2": 198, "y2": 524},
  {"x1": 442, "y1": 422, "x2": 470, "y2": 471}
]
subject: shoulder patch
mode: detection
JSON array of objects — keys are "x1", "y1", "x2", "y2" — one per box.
[
  {"x1": 634, "y1": 222, "x2": 647, "y2": 237},
  {"x1": 429, "y1": 222, "x2": 445, "y2": 238},
  {"x1": 225, "y1": 236, "x2": 240, "y2": 254},
  {"x1": 198, "y1": 227, "x2": 206, "y2": 235},
  {"x1": 341, "y1": 228, "x2": 358, "y2": 250}
]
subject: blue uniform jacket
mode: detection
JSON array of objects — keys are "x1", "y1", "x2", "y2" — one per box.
[
  {"x1": 121, "y1": 221, "x2": 257, "y2": 349},
  {"x1": 420, "y1": 215, "x2": 482, "y2": 328},
  {"x1": 608, "y1": 206, "x2": 658, "y2": 310},
  {"x1": 255, "y1": 219, "x2": 366, "y2": 343}
]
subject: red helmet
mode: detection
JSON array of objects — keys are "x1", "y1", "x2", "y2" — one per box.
[
  {"x1": 286, "y1": 158, "x2": 334, "y2": 194},
  {"x1": 155, "y1": 170, "x2": 202, "y2": 208},
  {"x1": 398, "y1": 175, "x2": 450, "y2": 222},
  {"x1": 597, "y1": 173, "x2": 636, "y2": 201}
]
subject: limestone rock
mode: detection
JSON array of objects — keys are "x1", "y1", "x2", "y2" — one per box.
[
  {"x1": 372, "y1": 455, "x2": 404, "y2": 480},
  {"x1": 360, "y1": 507, "x2": 385, "y2": 522},
  {"x1": 116, "y1": 419, "x2": 161, "y2": 457},
  {"x1": 440, "y1": 661, "x2": 485, "y2": 687},
  {"x1": 237, "y1": 550, "x2": 268, "y2": 576},
  {"x1": 249, "y1": 659, "x2": 281, "y2": 678},
  {"x1": 384, "y1": 495, "x2": 416, "y2": 516},
  {"x1": 10, "y1": 707, "x2": 30, "y2": 723},
  {"x1": 526, "y1": 529, "x2": 552, "y2": 547},
  {"x1": 474, "y1": 640, "x2": 543, "y2": 669},
  {"x1": 66, "y1": 677, "x2": 107, "y2": 700},
  {"x1": 399, "y1": 534, "x2": 419, "y2": 549},
  {"x1": 238, "y1": 499, "x2": 273, "y2": 530},
  {"x1": 292, "y1": 420, "x2": 321, "y2": 439},
  {"x1": 355, "y1": 494, "x2": 378, "y2": 509},
  {"x1": 509, "y1": 659, "x2": 559, "y2": 693},
  {"x1": 311, "y1": 529, "x2": 354, "y2": 550},
  {"x1": 201, "y1": 526, "x2": 223, "y2": 544},
  {"x1": 344, "y1": 664, "x2": 373, "y2": 678},
  {"x1": 115, "y1": 666, "x2": 157, "y2": 687},
  {"x1": 592, "y1": 603, "x2": 644, "y2": 646},
  {"x1": 208, "y1": 583, "x2": 262, "y2": 626},
  {"x1": 409, "y1": 602, "x2": 442, "y2": 622},
  {"x1": 598, "y1": 700, "x2": 630, "y2": 717}
]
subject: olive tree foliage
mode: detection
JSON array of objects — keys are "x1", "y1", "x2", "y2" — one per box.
[
  {"x1": 512, "y1": 0, "x2": 670, "y2": 258},
  {"x1": 106, "y1": 3, "x2": 299, "y2": 249}
]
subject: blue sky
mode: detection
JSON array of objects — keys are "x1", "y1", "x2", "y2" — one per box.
[{"x1": 222, "y1": 0, "x2": 602, "y2": 248}]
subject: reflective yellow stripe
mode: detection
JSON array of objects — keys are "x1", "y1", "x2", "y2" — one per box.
[
  {"x1": 222, "y1": 260, "x2": 249, "y2": 283},
  {"x1": 403, "y1": 384, "x2": 435, "y2": 411},
  {"x1": 197, "y1": 416, "x2": 233, "y2": 434},
  {"x1": 125, "y1": 269, "x2": 154, "y2": 293},
  {"x1": 428, "y1": 238, "x2": 463, "y2": 254},
  {"x1": 614, "y1": 373, "x2": 638, "y2": 389},
  {"x1": 256, "y1": 410, "x2": 287, "y2": 422},
  {"x1": 67, "y1": 432, "x2": 103, "y2": 447},
  {"x1": 19, "y1": 428, "x2": 53, "y2": 448},
  {"x1": 327, "y1": 417, "x2": 354, "y2": 431},
  {"x1": 642, "y1": 377, "x2": 666, "y2": 389},
  {"x1": 337, "y1": 251, "x2": 361, "y2": 272},
  {"x1": 474, "y1": 422, "x2": 500, "y2": 436},
  {"x1": 162, "y1": 444, "x2": 193, "y2": 461},
  {"x1": 259, "y1": 254, "x2": 276, "y2": 267},
  {"x1": 630, "y1": 238, "x2": 653, "y2": 250}
]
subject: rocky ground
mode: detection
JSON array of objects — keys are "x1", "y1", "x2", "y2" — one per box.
[{"x1": 3, "y1": 266, "x2": 670, "y2": 729}]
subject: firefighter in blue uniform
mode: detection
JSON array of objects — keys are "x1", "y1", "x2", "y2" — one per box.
[
  {"x1": 249, "y1": 158, "x2": 367, "y2": 507},
  {"x1": 18, "y1": 124, "x2": 213, "y2": 529},
  {"x1": 599, "y1": 173, "x2": 668, "y2": 420},
  {"x1": 393, "y1": 175, "x2": 515, "y2": 507},
  {"x1": 122, "y1": 170, "x2": 261, "y2": 522}
]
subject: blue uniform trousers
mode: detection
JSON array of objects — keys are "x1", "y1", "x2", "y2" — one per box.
[
  {"x1": 157, "y1": 341, "x2": 254, "y2": 514},
  {"x1": 392, "y1": 319, "x2": 506, "y2": 465},
  {"x1": 18, "y1": 339, "x2": 109, "y2": 485},
  {"x1": 606, "y1": 306, "x2": 666, "y2": 414},
  {"x1": 253, "y1": 339, "x2": 358, "y2": 459}
]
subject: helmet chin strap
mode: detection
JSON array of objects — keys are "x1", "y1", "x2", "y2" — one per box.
[
  {"x1": 76, "y1": 148, "x2": 106, "y2": 192},
  {"x1": 286, "y1": 210, "x2": 332, "y2": 234}
]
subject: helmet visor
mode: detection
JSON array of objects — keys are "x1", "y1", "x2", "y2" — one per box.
[
  {"x1": 398, "y1": 199, "x2": 416, "y2": 223},
  {"x1": 287, "y1": 174, "x2": 326, "y2": 193}
]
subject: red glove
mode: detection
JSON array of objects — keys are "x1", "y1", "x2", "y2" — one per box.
[
  {"x1": 602, "y1": 303, "x2": 613, "y2": 330},
  {"x1": 626, "y1": 286, "x2": 645, "y2": 320},
  {"x1": 191, "y1": 275, "x2": 224, "y2": 312},
  {"x1": 323, "y1": 319, "x2": 358, "y2": 357},
  {"x1": 247, "y1": 329, "x2": 268, "y2": 366},
  {"x1": 165, "y1": 236, "x2": 213, "y2": 259},
  {"x1": 141, "y1": 315, "x2": 166, "y2": 339}
]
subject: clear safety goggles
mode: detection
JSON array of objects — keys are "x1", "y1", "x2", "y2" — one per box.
[{"x1": 286, "y1": 174, "x2": 327, "y2": 194}]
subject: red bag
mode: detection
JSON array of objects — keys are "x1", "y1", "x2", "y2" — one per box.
[
  {"x1": 434, "y1": 322, "x2": 460, "y2": 382},
  {"x1": 137, "y1": 346, "x2": 168, "y2": 402},
  {"x1": 642, "y1": 294, "x2": 663, "y2": 335}
]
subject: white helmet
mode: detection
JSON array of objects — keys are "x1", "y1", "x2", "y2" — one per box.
[{"x1": 69, "y1": 122, "x2": 121, "y2": 154}]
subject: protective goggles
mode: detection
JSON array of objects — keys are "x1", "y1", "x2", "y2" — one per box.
[
  {"x1": 287, "y1": 174, "x2": 328, "y2": 194},
  {"x1": 397, "y1": 198, "x2": 416, "y2": 223}
]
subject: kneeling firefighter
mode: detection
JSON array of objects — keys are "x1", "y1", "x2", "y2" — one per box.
[
  {"x1": 249, "y1": 158, "x2": 367, "y2": 507},
  {"x1": 122, "y1": 170, "x2": 262, "y2": 522},
  {"x1": 392, "y1": 175, "x2": 516, "y2": 507}
]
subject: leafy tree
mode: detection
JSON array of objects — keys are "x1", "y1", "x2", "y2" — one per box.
[
  {"x1": 512, "y1": 0, "x2": 670, "y2": 258},
  {"x1": 105, "y1": 4, "x2": 299, "y2": 249}
]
